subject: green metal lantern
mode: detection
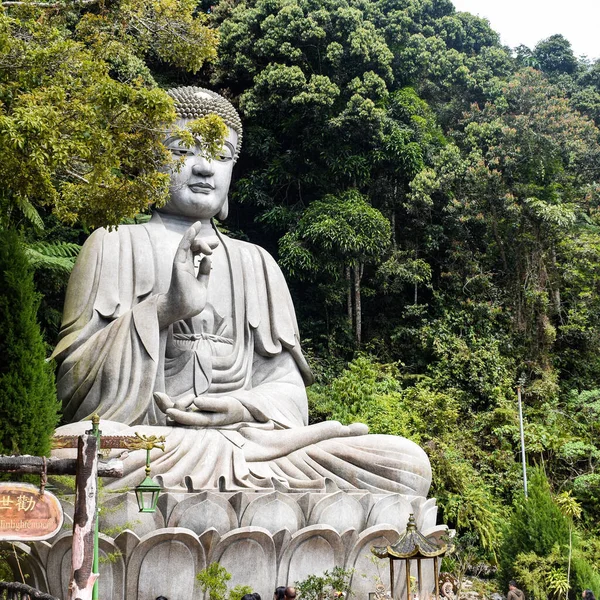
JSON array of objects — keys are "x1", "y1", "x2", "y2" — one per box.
[{"x1": 135, "y1": 447, "x2": 162, "y2": 513}]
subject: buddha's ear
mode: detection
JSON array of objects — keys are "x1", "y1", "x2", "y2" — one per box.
[{"x1": 217, "y1": 196, "x2": 229, "y2": 221}]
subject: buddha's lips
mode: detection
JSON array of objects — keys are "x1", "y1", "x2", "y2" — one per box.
[{"x1": 188, "y1": 183, "x2": 214, "y2": 192}]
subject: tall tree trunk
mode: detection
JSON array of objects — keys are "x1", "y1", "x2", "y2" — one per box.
[
  {"x1": 414, "y1": 248, "x2": 418, "y2": 304},
  {"x1": 346, "y1": 265, "x2": 352, "y2": 326},
  {"x1": 391, "y1": 208, "x2": 396, "y2": 251},
  {"x1": 354, "y1": 263, "x2": 363, "y2": 345}
]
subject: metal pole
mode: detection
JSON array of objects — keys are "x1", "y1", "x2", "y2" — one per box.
[
  {"x1": 417, "y1": 559, "x2": 422, "y2": 600},
  {"x1": 390, "y1": 559, "x2": 395, "y2": 600},
  {"x1": 406, "y1": 560, "x2": 411, "y2": 600},
  {"x1": 517, "y1": 386, "x2": 528, "y2": 498},
  {"x1": 434, "y1": 557, "x2": 440, "y2": 600}
]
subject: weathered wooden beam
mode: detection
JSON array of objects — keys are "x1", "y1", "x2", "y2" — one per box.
[
  {"x1": 53, "y1": 435, "x2": 138, "y2": 450},
  {"x1": 68, "y1": 435, "x2": 98, "y2": 600},
  {"x1": 0, "y1": 456, "x2": 123, "y2": 478}
]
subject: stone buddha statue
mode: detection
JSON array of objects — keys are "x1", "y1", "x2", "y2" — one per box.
[{"x1": 53, "y1": 87, "x2": 431, "y2": 495}]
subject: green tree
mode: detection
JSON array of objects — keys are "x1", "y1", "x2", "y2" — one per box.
[
  {"x1": 0, "y1": 0, "x2": 219, "y2": 230},
  {"x1": 499, "y1": 468, "x2": 570, "y2": 586},
  {"x1": 0, "y1": 229, "x2": 60, "y2": 456},
  {"x1": 533, "y1": 35, "x2": 579, "y2": 77},
  {"x1": 279, "y1": 189, "x2": 391, "y2": 343}
]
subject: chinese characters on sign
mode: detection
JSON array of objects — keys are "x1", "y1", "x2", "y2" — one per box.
[
  {"x1": 0, "y1": 483, "x2": 63, "y2": 541},
  {"x1": 0, "y1": 493, "x2": 36, "y2": 512}
]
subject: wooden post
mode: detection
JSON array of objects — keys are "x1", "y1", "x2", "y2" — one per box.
[{"x1": 68, "y1": 435, "x2": 99, "y2": 600}]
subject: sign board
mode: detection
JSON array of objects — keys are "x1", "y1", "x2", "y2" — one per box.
[{"x1": 0, "y1": 482, "x2": 63, "y2": 541}]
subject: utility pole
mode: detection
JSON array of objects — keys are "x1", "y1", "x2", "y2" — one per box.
[{"x1": 517, "y1": 383, "x2": 528, "y2": 498}]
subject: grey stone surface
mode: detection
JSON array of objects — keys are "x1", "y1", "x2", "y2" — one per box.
[
  {"x1": 367, "y1": 494, "x2": 413, "y2": 530},
  {"x1": 127, "y1": 528, "x2": 206, "y2": 600},
  {"x1": 211, "y1": 527, "x2": 277, "y2": 600},
  {"x1": 100, "y1": 491, "x2": 165, "y2": 537},
  {"x1": 308, "y1": 491, "x2": 366, "y2": 534},
  {"x1": 24, "y1": 490, "x2": 445, "y2": 599},
  {"x1": 113, "y1": 529, "x2": 140, "y2": 562},
  {"x1": 51, "y1": 87, "x2": 432, "y2": 497},
  {"x1": 346, "y1": 527, "x2": 399, "y2": 599},
  {"x1": 0, "y1": 542, "x2": 48, "y2": 592},
  {"x1": 169, "y1": 491, "x2": 238, "y2": 534},
  {"x1": 279, "y1": 525, "x2": 346, "y2": 586},
  {"x1": 240, "y1": 492, "x2": 306, "y2": 533},
  {"x1": 38, "y1": 88, "x2": 446, "y2": 599}
]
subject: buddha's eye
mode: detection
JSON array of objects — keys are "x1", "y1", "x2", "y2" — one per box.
[
  {"x1": 168, "y1": 146, "x2": 195, "y2": 157},
  {"x1": 216, "y1": 146, "x2": 234, "y2": 162}
]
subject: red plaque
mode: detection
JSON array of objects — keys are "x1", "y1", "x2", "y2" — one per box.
[{"x1": 0, "y1": 482, "x2": 64, "y2": 541}]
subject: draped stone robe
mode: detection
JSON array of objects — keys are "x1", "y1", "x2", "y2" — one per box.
[{"x1": 53, "y1": 213, "x2": 431, "y2": 495}]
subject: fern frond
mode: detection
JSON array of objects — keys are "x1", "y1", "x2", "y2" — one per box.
[
  {"x1": 14, "y1": 196, "x2": 44, "y2": 230},
  {"x1": 29, "y1": 241, "x2": 81, "y2": 259},
  {"x1": 25, "y1": 242, "x2": 80, "y2": 273}
]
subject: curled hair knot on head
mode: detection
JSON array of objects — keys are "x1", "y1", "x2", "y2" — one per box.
[{"x1": 167, "y1": 86, "x2": 243, "y2": 160}]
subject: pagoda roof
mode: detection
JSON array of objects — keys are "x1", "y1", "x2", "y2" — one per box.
[{"x1": 371, "y1": 514, "x2": 448, "y2": 560}]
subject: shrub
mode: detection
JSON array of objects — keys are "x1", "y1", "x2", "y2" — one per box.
[{"x1": 0, "y1": 228, "x2": 60, "y2": 456}]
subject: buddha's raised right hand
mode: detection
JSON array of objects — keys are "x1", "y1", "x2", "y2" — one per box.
[{"x1": 156, "y1": 221, "x2": 219, "y2": 328}]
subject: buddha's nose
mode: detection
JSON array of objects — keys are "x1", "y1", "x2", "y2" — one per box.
[{"x1": 192, "y1": 156, "x2": 214, "y2": 176}]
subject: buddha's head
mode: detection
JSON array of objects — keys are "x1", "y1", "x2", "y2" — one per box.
[{"x1": 161, "y1": 87, "x2": 243, "y2": 221}]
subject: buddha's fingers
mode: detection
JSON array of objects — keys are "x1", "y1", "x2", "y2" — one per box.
[
  {"x1": 154, "y1": 392, "x2": 195, "y2": 414},
  {"x1": 190, "y1": 236, "x2": 219, "y2": 255},
  {"x1": 192, "y1": 396, "x2": 229, "y2": 412},
  {"x1": 196, "y1": 255, "x2": 212, "y2": 282},
  {"x1": 173, "y1": 394, "x2": 196, "y2": 410},
  {"x1": 174, "y1": 221, "x2": 202, "y2": 263},
  {"x1": 343, "y1": 423, "x2": 369, "y2": 436},
  {"x1": 154, "y1": 392, "x2": 175, "y2": 413},
  {"x1": 165, "y1": 408, "x2": 217, "y2": 427}
]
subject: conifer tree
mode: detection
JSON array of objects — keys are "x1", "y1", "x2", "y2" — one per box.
[
  {"x1": 498, "y1": 468, "x2": 570, "y2": 585},
  {"x1": 0, "y1": 229, "x2": 60, "y2": 456}
]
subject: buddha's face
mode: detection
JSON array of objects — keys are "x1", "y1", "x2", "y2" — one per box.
[{"x1": 161, "y1": 119, "x2": 238, "y2": 220}]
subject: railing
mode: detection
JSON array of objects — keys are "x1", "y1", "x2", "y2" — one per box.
[{"x1": 0, "y1": 582, "x2": 58, "y2": 600}]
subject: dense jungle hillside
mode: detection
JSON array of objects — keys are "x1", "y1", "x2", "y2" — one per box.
[{"x1": 2, "y1": 0, "x2": 600, "y2": 594}]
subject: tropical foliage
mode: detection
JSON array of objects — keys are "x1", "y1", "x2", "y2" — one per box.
[{"x1": 5, "y1": 0, "x2": 600, "y2": 593}]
